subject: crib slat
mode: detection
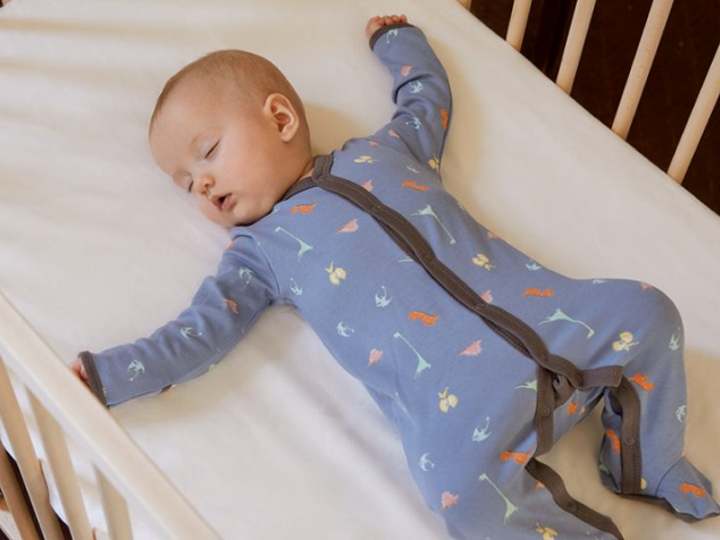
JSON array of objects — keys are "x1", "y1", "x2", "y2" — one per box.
[
  {"x1": 556, "y1": 0, "x2": 597, "y2": 94},
  {"x1": 667, "y1": 41, "x2": 720, "y2": 183},
  {"x1": 0, "y1": 289, "x2": 220, "y2": 539},
  {"x1": 0, "y1": 444, "x2": 39, "y2": 540},
  {"x1": 96, "y1": 467, "x2": 133, "y2": 540},
  {"x1": 612, "y1": 0, "x2": 674, "y2": 139},
  {"x1": 28, "y1": 393, "x2": 93, "y2": 540},
  {"x1": 507, "y1": 0, "x2": 533, "y2": 51},
  {"x1": 0, "y1": 357, "x2": 64, "y2": 540}
]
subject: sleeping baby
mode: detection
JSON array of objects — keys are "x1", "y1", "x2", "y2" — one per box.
[{"x1": 71, "y1": 14, "x2": 719, "y2": 539}]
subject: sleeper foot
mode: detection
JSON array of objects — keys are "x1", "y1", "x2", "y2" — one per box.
[{"x1": 602, "y1": 455, "x2": 720, "y2": 522}]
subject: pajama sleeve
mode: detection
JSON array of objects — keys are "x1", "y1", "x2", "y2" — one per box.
[
  {"x1": 367, "y1": 22, "x2": 453, "y2": 174},
  {"x1": 78, "y1": 234, "x2": 280, "y2": 408}
]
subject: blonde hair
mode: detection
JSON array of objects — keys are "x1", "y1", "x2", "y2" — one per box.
[{"x1": 149, "y1": 49, "x2": 309, "y2": 145}]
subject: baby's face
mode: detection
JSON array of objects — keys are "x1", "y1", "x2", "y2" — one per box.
[{"x1": 149, "y1": 78, "x2": 305, "y2": 228}]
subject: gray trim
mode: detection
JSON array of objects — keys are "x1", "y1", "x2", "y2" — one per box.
[
  {"x1": 526, "y1": 458, "x2": 625, "y2": 539},
  {"x1": 78, "y1": 350, "x2": 108, "y2": 407},
  {"x1": 368, "y1": 22, "x2": 415, "y2": 51},
  {"x1": 610, "y1": 377, "x2": 643, "y2": 494}
]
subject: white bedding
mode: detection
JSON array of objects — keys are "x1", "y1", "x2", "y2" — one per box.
[{"x1": 1, "y1": 0, "x2": 719, "y2": 538}]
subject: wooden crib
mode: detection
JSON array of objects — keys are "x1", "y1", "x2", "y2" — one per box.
[{"x1": 1, "y1": 1, "x2": 718, "y2": 539}]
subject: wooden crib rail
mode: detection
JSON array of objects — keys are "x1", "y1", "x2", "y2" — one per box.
[
  {"x1": 0, "y1": 289, "x2": 219, "y2": 540},
  {"x1": 502, "y1": 0, "x2": 720, "y2": 185}
]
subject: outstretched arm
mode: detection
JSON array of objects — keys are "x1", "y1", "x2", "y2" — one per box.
[
  {"x1": 365, "y1": 15, "x2": 453, "y2": 175},
  {"x1": 73, "y1": 235, "x2": 280, "y2": 407}
]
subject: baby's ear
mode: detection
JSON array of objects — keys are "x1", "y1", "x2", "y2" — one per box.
[{"x1": 264, "y1": 93, "x2": 301, "y2": 141}]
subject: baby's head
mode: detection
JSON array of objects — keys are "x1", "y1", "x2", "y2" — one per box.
[{"x1": 148, "y1": 50, "x2": 312, "y2": 228}]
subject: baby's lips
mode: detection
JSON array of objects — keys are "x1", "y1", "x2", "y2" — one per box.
[{"x1": 211, "y1": 193, "x2": 231, "y2": 211}]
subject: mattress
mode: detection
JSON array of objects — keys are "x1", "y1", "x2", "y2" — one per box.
[{"x1": 1, "y1": 0, "x2": 719, "y2": 538}]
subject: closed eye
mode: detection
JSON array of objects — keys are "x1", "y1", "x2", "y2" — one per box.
[
  {"x1": 205, "y1": 141, "x2": 219, "y2": 159},
  {"x1": 187, "y1": 180, "x2": 194, "y2": 194}
]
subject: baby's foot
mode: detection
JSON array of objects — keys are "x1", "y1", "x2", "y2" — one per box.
[{"x1": 365, "y1": 14, "x2": 408, "y2": 40}]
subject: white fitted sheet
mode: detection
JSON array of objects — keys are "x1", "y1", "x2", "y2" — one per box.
[{"x1": 1, "y1": 0, "x2": 719, "y2": 538}]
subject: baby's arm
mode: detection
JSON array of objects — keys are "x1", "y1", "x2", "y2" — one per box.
[
  {"x1": 72, "y1": 235, "x2": 279, "y2": 407},
  {"x1": 365, "y1": 15, "x2": 453, "y2": 173}
]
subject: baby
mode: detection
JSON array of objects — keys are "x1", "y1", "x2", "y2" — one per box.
[{"x1": 71, "y1": 14, "x2": 719, "y2": 540}]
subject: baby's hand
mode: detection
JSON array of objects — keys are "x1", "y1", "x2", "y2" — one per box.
[
  {"x1": 70, "y1": 357, "x2": 90, "y2": 389},
  {"x1": 366, "y1": 14, "x2": 408, "y2": 40}
]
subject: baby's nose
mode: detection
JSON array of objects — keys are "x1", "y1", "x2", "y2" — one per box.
[{"x1": 197, "y1": 173, "x2": 215, "y2": 194}]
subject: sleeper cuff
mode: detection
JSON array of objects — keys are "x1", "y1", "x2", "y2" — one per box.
[
  {"x1": 369, "y1": 21, "x2": 415, "y2": 51},
  {"x1": 78, "y1": 350, "x2": 109, "y2": 408}
]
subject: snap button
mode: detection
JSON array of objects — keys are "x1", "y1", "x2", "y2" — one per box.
[
  {"x1": 623, "y1": 436, "x2": 635, "y2": 446},
  {"x1": 420, "y1": 252, "x2": 434, "y2": 264},
  {"x1": 540, "y1": 406, "x2": 552, "y2": 418}
]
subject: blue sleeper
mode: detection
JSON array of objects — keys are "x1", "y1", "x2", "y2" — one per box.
[{"x1": 80, "y1": 22, "x2": 719, "y2": 539}]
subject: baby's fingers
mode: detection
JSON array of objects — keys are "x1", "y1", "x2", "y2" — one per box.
[
  {"x1": 70, "y1": 357, "x2": 89, "y2": 385},
  {"x1": 366, "y1": 14, "x2": 408, "y2": 39}
]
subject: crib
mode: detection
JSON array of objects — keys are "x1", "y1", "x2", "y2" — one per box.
[{"x1": 1, "y1": 0, "x2": 719, "y2": 538}]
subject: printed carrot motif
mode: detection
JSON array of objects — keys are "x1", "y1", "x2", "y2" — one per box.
[
  {"x1": 605, "y1": 429, "x2": 621, "y2": 454},
  {"x1": 500, "y1": 451, "x2": 531, "y2": 465},
  {"x1": 401, "y1": 180, "x2": 429, "y2": 191},
  {"x1": 290, "y1": 202, "x2": 317, "y2": 214},
  {"x1": 524, "y1": 288, "x2": 554, "y2": 297},
  {"x1": 224, "y1": 298, "x2": 239, "y2": 314},
  {"x1": 336, "y1": 219, "x2": 359, "y2": 234},
  {"x1": 408, "y1": 310, "x2": 439, "y2": 326},
  {"x1": 367, "y1": 348, "x2": 383, "y2": 368},
  {"x1": 680, "y1": 483, "x2": 707, "y2": 498},
  {"x1": 440, "y1": 491, "x2": 459, "y2": 511},
  {"x1": 459, "y1": 340, "x2": 482, "y2": 356},
  {"x1": 628, "y1": 372, "x2": 655, "y2": 392}
]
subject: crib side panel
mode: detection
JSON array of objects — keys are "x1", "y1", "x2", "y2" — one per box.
[
  {"x1": 506, "y1": 0, "x2": 719, "y2": 185},
  {"x1": 0, "y1": 288, "x2": 220, "y2": 540}
]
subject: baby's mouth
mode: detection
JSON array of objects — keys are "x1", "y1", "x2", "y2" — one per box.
[{"x1": 211, "y1": 193, "x2": 234, "y2": 212}]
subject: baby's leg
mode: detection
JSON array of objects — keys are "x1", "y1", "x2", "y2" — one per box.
[
  {"x1": 407, "y1": 415, "x2": 624, "y2": 539},
  {"x1": 431, "y1": 460, "x2": 621, "y2": 539},
  {"x1": 597, "y1": 283, "x2": 719, "y2": 520}
]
